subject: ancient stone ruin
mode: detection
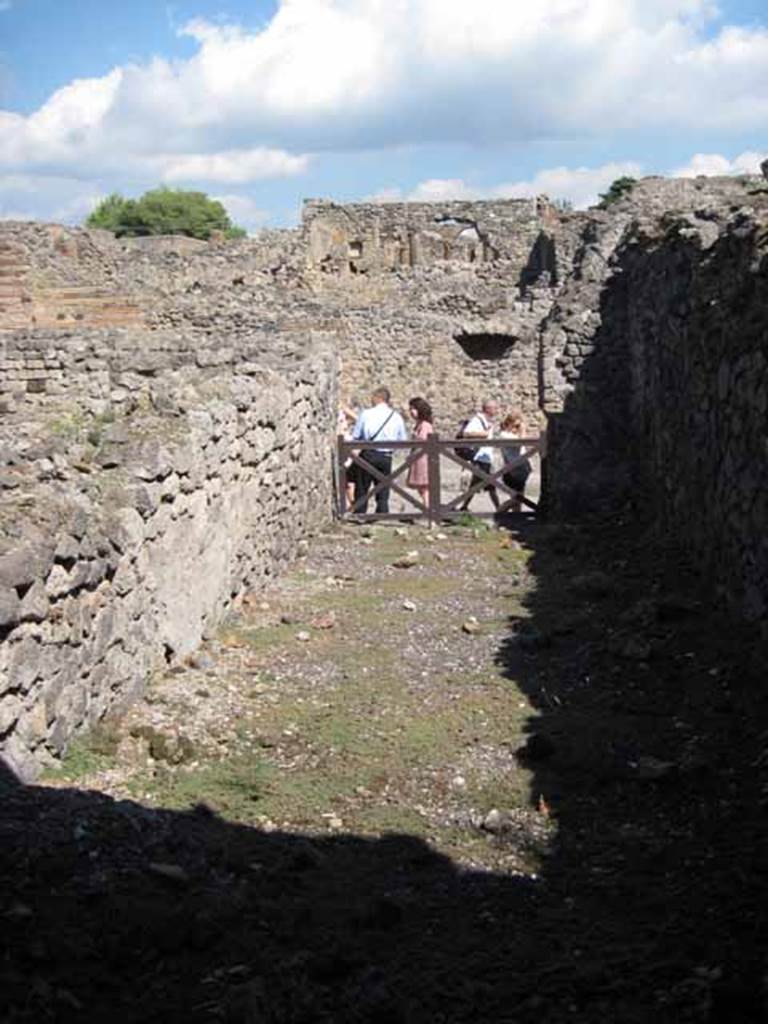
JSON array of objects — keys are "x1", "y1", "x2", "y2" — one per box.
[{"x1": 1, "y1": 172, "x2": 766, "y2": 778}]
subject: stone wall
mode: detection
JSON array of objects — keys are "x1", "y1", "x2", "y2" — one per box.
[
  {"x1": 541, "y1": 179, "x2": 768, "y2": 629},
  {"x1": 303, "y1": 197, "x2": 560, "y2": 426},
  {"x1": 0, "y1": 326, "x2": 320, "y2": 415},
  {"x1": 3, "y1": 174, "x2": 767, "y2": 644},
  {"x1": 334, "y1": 287, "x2": 552, "y2": 431},
  {"x1": 623, "y1": 211, "x2": 768, "y2": 626},
  {"x1": 2, "y1": 202, "x2": 562, "y2": 427},
  {"x1": 0, "y1": 336, "x2": 338, "y2": 780},
  {"x1": 303, "y1": 197, "x2": 555, "y2": 281}
]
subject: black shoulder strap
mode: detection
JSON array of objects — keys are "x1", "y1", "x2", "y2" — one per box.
[{"x1": 369, "y1": 409, "x2": 395, "y2": 442}]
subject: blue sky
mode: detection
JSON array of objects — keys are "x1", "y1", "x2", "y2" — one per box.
[{"x1": 1, "y1": 0, "x2": 767, "y2": 228}]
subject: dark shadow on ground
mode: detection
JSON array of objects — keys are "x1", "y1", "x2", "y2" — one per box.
[
  {"x1": 497, "y1": 518, "x2": 768, "y2": 1024},
  {"x1": 1, "y1": 522, "x2": 767, "y2": 1023}
]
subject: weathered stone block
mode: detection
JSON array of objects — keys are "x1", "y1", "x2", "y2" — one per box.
[
  {"x1": 16, "y1": 699, "x2": 47, "y2": 746},
  {"x1": 0, "y1": 586, "x2": 20, "y2": 628},
  {"x1": 0, "y1": 544, "x2": 53, "y2": 590},
  {"x1": 8, "y1": 636, "x2": 42, "y2": 693},
  {"x1": 19, "y1": 581, "x2": 49, "y2": 623}
]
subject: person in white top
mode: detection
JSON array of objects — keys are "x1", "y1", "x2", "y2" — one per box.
[
  {"x1": 498, "y1": 409, "x2": 531, "y2": 513},
  {"x1": 459, "y1": 398, "x2": 500, "y2": 511},
  {"x1": 351, "y1": 387, "x2": 407, "y2": 513}
]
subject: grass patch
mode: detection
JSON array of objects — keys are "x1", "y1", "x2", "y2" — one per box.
[
  {"x1": 44, "y1": 722, "x2": 121, "y2": 782},
  {"x1": 132, "y1": 755, "x2": 274, "y2": 819},
  {"x1": 464, "y1": 775, "x2": 531, "y2": 816},
  {"x1": 351, "y1": 803, "x2": 431, "y2": 836}
]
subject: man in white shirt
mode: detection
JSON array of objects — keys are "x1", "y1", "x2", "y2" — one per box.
[
  {"x1": 459, "y1": 398, "x2": 500, "y2": 511},
  {"x1": 352, "y1": 387, "x2": 407, "y2": 513}
]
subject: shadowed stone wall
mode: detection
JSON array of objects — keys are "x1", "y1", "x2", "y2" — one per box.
[{"x1": 541, "y1": 180, "x2": 768, "y2": 631}]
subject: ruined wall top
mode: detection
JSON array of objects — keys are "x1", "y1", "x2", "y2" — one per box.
[{"x1": 301, "y1": 195, "x2": 556, "y2": 279}]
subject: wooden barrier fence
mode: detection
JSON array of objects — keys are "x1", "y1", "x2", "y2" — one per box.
[{"x1": 336, "y1": 433, "x2": 546, "y2": 524}]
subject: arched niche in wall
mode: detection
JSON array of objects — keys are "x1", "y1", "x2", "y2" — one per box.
[{"x1": 454, "y1": 332, "x2": 516, "y2": 361}]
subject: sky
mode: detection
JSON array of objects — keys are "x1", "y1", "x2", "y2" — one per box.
[{"x1": 0, "y1": 0, "x2": 767, "y2": 229}]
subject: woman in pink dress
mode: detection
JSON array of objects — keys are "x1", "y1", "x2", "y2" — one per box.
[{"x1": 406, "y1": 397, "x2": 434, "y2": 511}]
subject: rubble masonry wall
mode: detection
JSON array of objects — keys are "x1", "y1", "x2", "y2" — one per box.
[{"x1": 0, "y1": 336, "x2": 337, "y2": 779}]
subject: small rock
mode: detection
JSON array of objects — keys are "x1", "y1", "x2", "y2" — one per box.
[
  {"x1": 188, "y1": 651, "x2": 215, "y2": 671},
  {"x1": 482, "y1": 809, "x2": 507, "y2": 834},
  {"x1": 451, "y1": 775, "x2": 467, "y2": 790},
  {"x1": 328, "y1": 816, "x2": 343, "y2": 829},
  {"x1": 392, "y1": 550, "x2": 419, "y2": 569},
  {"x1": 5, "y1": 901, "x2": 33, "y2": 920},
  {"x1": 296, "y1": 631, "x2": 311, "y2": 643},
  {"x1": 402, "y1": 599, "x2": 417, "y2": 611},
  {"x1": 296, "y1": 539, "x2": 310, "y2": 557},
  {"x1": 630, "y1": 756, "x2": 677, "y2": 781},
  {"x1": 619, "y1": 636, "x2": 652, "y2": 661},
  {"x1": 280, "y1": 612, "x2": 301, "y2": 625},
  {"x1": 394, "y1": 527, "x2": 408, "y2": 537},
  {"x1": 435, "y1": 532, "x2": 448, "y2": 541},
  {"x1": 147, "y1": 863, "x2": 190, "y2": 886},
  {"x1": 462, "y1": 618, "x2": 481, "y2": 635},
  {"x1": 311, "y1": 611, "x2": 336, "y2": 630},
  {"x1": 435, "y1": 552, "x2": 448, "y2": 562}
]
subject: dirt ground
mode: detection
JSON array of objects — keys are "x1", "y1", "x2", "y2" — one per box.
[{"x1": 1, "y1": 517, "x2": 766, "y2": 1023}]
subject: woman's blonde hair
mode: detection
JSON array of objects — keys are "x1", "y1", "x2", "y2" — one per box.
[{"x1": 501, "y1": 409, "x2": 524, "y2": 432}]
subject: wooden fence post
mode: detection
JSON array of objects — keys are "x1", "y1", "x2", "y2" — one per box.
[
  {"x1": 337, "y1": 436, "x2": 348, "y2": 517},
  {"x1": 427, "y1": 432, "x2": 441, "y2": 527}
]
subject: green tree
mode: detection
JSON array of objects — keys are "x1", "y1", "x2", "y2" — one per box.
[
  {"x1": 86, "y1": 193, "x2": 134, "y2": 232},
  {"x1": 596, "y1": 177, "x2": 637, "y2": 210},
  {"x1": 85, "y1": 187, "x2": 246, "y2": 240}
]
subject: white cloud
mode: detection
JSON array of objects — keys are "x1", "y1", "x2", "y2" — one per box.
[
  {"x1": 3, "y1": 1, "x2": 768, "y2": 221},
  {"x1": 672, "y1": 149, "x2": 767, "y2": 177},
  {"x1": 379, "y1": 146, "x2": 768, "y2": 211},
  {"x1": 213, "y1": 193, "x2": 268, "y2": 232},
  {"x1": 490, "y1": 161, "x2": 645, "y2": 208},
  {"x1": 376, "y1": 161, "x2": 644, "y2": 209},
  {"x1": 2, "y1": 0, "x2": 768, "y2": 185},
  {"x1": 160, "y1": 148, "x2": 308, "y2": 184},
  {"x1": 0, "y1": 174, "x2": 105, "y2": 224}
]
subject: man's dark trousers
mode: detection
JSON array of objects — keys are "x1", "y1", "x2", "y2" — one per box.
[{"x1": 354, "y1": 450, "x2": 392, "y2": 513}]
